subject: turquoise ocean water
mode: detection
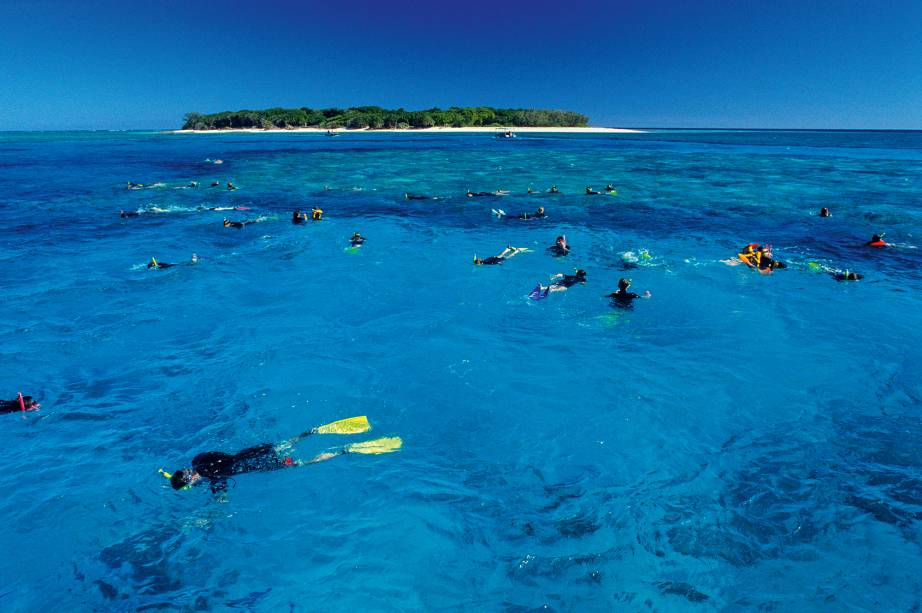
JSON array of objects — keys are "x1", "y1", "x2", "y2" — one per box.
[{"x1": 1, "y1": 129, "x2": 921, "y2": 610}]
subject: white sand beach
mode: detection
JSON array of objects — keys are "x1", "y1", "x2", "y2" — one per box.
[{"x1": 171, "y1": 126, "x2": 643, "y2": 134}]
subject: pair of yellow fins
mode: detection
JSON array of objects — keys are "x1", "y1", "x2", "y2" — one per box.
[{"x1": 312, "y1": 415, "x2": 402, "y2": 454}]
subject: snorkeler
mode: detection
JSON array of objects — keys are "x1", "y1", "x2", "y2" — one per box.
[
  {"x1": 223, "y1": 218, "x2": 262, "y2": 229},
  {"x1": 163, "y1": 416, "x2": 401, "y2": 494},
  {"x1": 120, "y1": 209, "x2": 141, "y2": 218},
  {"x1": 547, "y1": 235, "x2": 570, "y2": 257},
  {"x1": 1, "y1": 393, "x2": 40, "y2": 414},
  {"x1": 127, "y1": 181, "x2": 144, "y2": 190},
  {"x1": 467, "y1": 190, "x2": 508, "y2": 198},
  {"x1": 147, "y1": 257, "x2": 175, "y2": 269},
  {"x1": 548, "y1": 185, "x2": 560, "y2": 194},
  {"x1": 292, "y1": 210, "x2": 308, "y2": 224},
  {"x1": 604, "y1": 184, "x2": 617, "y2": 194},
  {"x1": 494, "y1": 206, "x2": 546, "y2": 220},
  {"x1": 311, "y1": 207, "x2": 323, "y2": 221},
  {"x1": 819, "y1": 207, "x2": 831, "y2": 217},
  {"x1": 535, "y1": 269, "x2": 588, "y2": 294},
  {"x1": 405, "y1": 193, "x2": 437, "y2": 200},
  {"x1": 832, "y1": 270, "x2": 863, "y2": 281},
  {"x1": 606, "y1": 278, "x2": 651, "y2": 306},
  {"x1": 210, "y1": 181, "x2": 221, "y2": 188},
  {"x1": 738, "y1": 244, "x2": 786, "y2": 272},
  {"x1": 350, "y1": 232, "x2": 366, "y2": 247},
  {"x1": 586, "y1": 186, "x2": 601, "y2": 195},
  {"x1": 227, "y1": 182, "x2": 237, "y2": 191},
  {"x1": 866, "y1": 234, "x2": 888, "y2": 247},
  {"x1": 473, "y1": 246, "x2": 529, "y2": 265}
]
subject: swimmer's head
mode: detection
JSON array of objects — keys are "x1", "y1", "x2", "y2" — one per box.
[
  {"x1": 618, "y1": 278, "x2": 631, "y2": 290},
  {"x1": 871, "y1": 234, "x2": 882, "y2": 242},
  {"x1": 537, "y1": 207, "x2": 545, "y2": 214},
  {"x1": 223, "y1": 218, "x2": 230, "y2": 227},
  {"x1": 473, "y1": 256, "x2": 482, "y2": 265},
  {"x1": 170, "y1": 469, "x2": 199, "y2": 490},
  {"x1": 576, "y1": 269, "x2": 587, "y2": 280},
  {"x1": 353, "y1": 232, "x2": 361, "y2": 238},
  {"x1": 820, "y1": 207, "x2": 830, "y2": 217},
  {"x1": 556, "y1": 236, "x2": 566, "y2": 245},
  {"x1": 19, "y1": 396, "x2": 38, "y2": 410}
]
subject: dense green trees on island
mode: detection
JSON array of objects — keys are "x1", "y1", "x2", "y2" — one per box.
[{"x1": 182, "y1": 106, "x2": 589, "y2": 130}]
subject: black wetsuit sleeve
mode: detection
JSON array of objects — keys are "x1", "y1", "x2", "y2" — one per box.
[{"x1": 0, "y1": 400, "x2": 19, "y2": 414}]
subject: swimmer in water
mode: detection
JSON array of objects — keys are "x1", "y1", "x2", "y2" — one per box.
[
  {"x1": 866, "y1": 234, "x2": 888, "y2": 247},
  {"x1": 127, "y1": 181, "x2": 144, "y2": 190},
  {"x1": 548, "y1": 235, "x2": 570, "y2": 257},
  {"x1": 227, "y1": 182, "x2": 237, "y2": 191},
  {"x1": 473, "y1": 246, "x2": 529, "y2": 265},
  {"x1": 819, "y1": 207, "x2": 831, "y2": 217},
  {"x1": 495, "y1": 207, "x2": 546, "y2": 220},
  {"x1": 405, "y1": 193, "x2": 437, "y2": 200},
  {"x1": 548, "y1": 185, "x2": 560, "y2": 194},
  {"x1": 120, "y1": 209, "x2": 141, "y2": 218},
  {"x1": 223, "y1": 218, "x2": 262, "y2": 229},
  {"x1": 832, "y1": 270, "x2": 862, "y2": 281},
  {"x1": 738, "y1": 244, "x2": 786, "y2": 272},
  {"x1": 311, "y1": 207, "x2": 323, "y2": 221},
  {"x1": 606, "y1": 278, "x2": 651, "y2": 306},
  {"x1": 467, "y1": 190, "x2": 508, "y2": 198},
  {"x1": 1, "y1": 393, "x2": 40, "y2": 414},
  {"x1": 147, "y1": 257, "x2": 175, "y2": 269},
  {"x1": 350, "y1": 232, "x2": 366, "y2": 247},
  {"x1": 165, "y1": 418, "x2": 401, "y2": 494},
  {"x1": 586, "y1": 186, "x2": 601, "y2": 196},
  {"x1": 536, "y1": 269, "x2": 588, "y2": 293},
  {"x1": 210, "y1": 181, "x2": 221, "y2": 188},
  {"x1": 604, "y1": 184, "x2": 617, "y2": 194},
  {"x1": 292, "y1": 210, "x2": 308, "y2": 224}
]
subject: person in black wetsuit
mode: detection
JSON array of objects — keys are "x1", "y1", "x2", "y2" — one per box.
[
  {"x1": 350, "y1": 232, "x2": 366, "y2": 247},
  {"x1": 548, "y1": 185, "x2": 559, "y2": 194},
  {"x1": 147, "y1": 258, "x2": 175, "y2": 269},
  {"x1": 585, "y1": 186, "x2": 601, "y2": 195},
  {"x1": 537, "y1": 269, "x2": 587, "y2": 293},
  {"x1": 496, "y1": 207, "x2": 546, "y2": 220},
  {"x1": 224, "y1": 218, "x2": 264, "y2": 229},
  {"x1": 1, "y1": 394, "x2": 39, "y2": 414},
  {"x1": 473, "y1": 246, "x2": 528, "y2": 265},
  {"x1": 606, "y1": 278, "x2": 651, "y2": 306},
  {"x1": 831, "y1": 270, "x2": 862, "y2": 281},
  {"x1": 819, "y1": 207, "x2": 831, "y2": 217},
  {"x1": 120, "y1": 209, "x2": 141, "y2": 218},
  {"x1": 168, "y1": 426, "x2": 402, "y2": 493},
  {"x1": 548, "y1": 235, "x2": 570, "y2": 257},
  {"x1": 604, "y1": 184, "x2": 617, "y2": 194},
  {"x1": 292, "y1": 210, "x2": 308, "y2": 224}
]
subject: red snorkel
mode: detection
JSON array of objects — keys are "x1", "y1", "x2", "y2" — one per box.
[
  {"x1": 18, "y1": 392, "x2": 25, "y2": 412},
  {"x1": 17, "y1": 392, "x2": 39, "y2": 412}
]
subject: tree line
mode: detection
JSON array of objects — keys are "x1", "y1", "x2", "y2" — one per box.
[{"x1": 182, "y1": 106, "x2": 589, "y2": 130}]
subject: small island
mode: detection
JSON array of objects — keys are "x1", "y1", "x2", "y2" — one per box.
[{"x1": 182, "y1": 106, "x2": 589, "y2": 131}]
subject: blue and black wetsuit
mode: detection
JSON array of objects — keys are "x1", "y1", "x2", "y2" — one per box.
[{"x1": 192, "y1": 444, "x2": 287, "y2": 493}]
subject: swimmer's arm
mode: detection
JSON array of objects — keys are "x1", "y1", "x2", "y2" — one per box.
[{"x1": 549, "y1": 273, "x2": 564, "y2": 281}]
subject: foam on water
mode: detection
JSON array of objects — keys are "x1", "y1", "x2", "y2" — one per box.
[{"x1": 1, "y1": 130, "x2": 921, "y2": 610}]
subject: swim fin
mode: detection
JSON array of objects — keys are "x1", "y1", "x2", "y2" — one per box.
[
  {"x1": 346, "y1": 436, "x2": 403, "y2": 454},
  {"x1": 313, "y1": 416, "x2": 371, "y2": 435}
]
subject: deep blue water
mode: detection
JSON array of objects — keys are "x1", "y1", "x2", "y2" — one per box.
[{"x1": 1, "y1": 129, "x2": 921, "y2": 611}]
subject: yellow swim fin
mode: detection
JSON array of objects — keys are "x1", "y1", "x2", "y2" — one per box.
[
  {"x1": 346, "y1": 436, "x2": 403, "y2": 455},
  {"x1": 313, "y1": 415, "x2": 371, "y2": 435}
]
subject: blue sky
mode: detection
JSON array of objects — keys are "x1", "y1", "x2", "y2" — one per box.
[{"x1": 1, "y1": 0, "x2": 920, "y2": 129}]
